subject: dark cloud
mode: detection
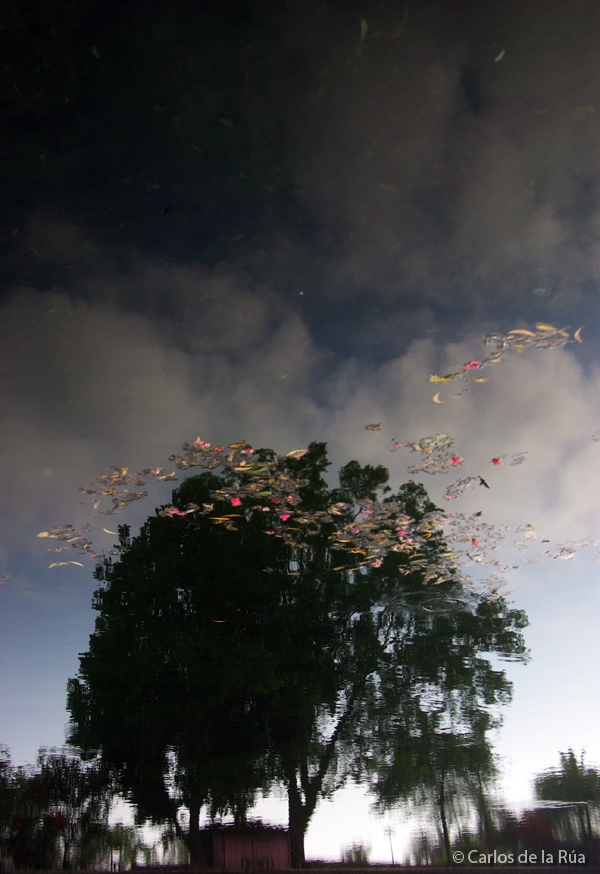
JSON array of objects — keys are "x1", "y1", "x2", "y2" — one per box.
[{"x1": 5, "y1": 0, "x2": 600, "y2": 358}]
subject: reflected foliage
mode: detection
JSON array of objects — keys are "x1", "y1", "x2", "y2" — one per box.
[
  {"x1": 367, "y1": 719, "x2": 498, "y2": 865},
  {"x1": 407, "y1": 804, "x2": 600, "y2": 867},
  {"x1": 402, "y1": 749, "x2": 600, "y2": 866},
  {"x1": 67, "y1": 444, "x2": 529, "y2": 867},
  {"x1": 535, "y1": 749, "x2": 600, "y2": 806},
  {"x1": 535, "y1": 750, "x2": 600, "y2": 842},
  {"x1": 0, "y1": 746, "x2": 115, "y2": 870}
]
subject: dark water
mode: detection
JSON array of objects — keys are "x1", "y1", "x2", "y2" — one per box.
[{"x1": 0, "y1": 0, "x2": 599, "y2": 868}]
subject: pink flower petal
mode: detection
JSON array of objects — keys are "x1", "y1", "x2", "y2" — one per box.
[
  {"x1": 230, "y1": 497, "x2": 242, "y2": 506},
  {"x1": 280, "y1": 514, "x2": 290, "y2": 521}
]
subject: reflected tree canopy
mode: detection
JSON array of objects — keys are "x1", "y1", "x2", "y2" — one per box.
[
  {"x1": 535, "y1": 750, "x2": 600, "y2": 843},
  {"x1": 0, "y1": 746, "x2": 114, "y2": 870},
  {"x1": 67, "y1": 443, "x2": 529, "y2": 866}
]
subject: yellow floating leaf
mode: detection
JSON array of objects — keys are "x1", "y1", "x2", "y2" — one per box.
[
  {"x1": 574, "y1": 326, "x2": 584, "y2": 343},
  {"x1": 37, "y1": 531, "x2": 49, "y2": 538},
  {"x1": 535, "y1": 322, "x2": 557, "y2": 332},
  {"x1": 103, "y1": 528, "x2": 118, "y2": 535},
  {"x1": 507, "y1": 329, "x2": 536, "y2": 337},
  {"x1": 286, "y1": 449, "x2": 307, "y2": 458},
  {"x1": 432, "y1": 392, "x2": 443, "y2": 404}
]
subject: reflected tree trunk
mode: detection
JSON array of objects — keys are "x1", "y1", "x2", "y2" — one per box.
[
  {"x1": 479, "y1": 790, "x2": 494, "y2": 850},
  {"x1": 285, "y1": 687, "x2": 361, "y2": 867},
  {"x1": 287, "y1": 771, "x2": 310, "y2": 868},
  {"x1": 584, "y1": 803, "x2": 592, "y2": 842},
  {"x1": 186, "y1": 798, "x2": 207, "y2": 866},
  {"x1": 438, "y1": 774, "x2": 452, "y2": 867}
]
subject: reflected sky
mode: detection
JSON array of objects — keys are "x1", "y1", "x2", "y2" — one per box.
[{"x1": 1, "y1": 0, "x2": 600, "y2": 862}]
